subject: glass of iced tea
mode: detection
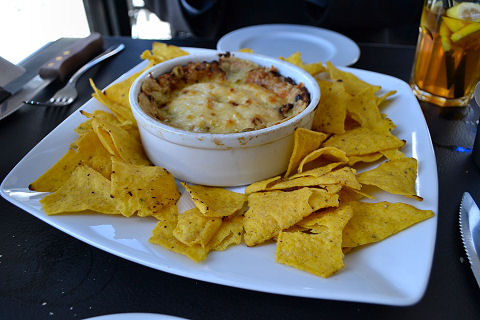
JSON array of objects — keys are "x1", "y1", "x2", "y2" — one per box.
[{"x1": 410, "y1": 0, "x2": 480, "y2": 107}]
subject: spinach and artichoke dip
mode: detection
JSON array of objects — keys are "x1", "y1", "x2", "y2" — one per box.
[{"x1": 137, "y1": 54, "x2": 310, "y2": 134}]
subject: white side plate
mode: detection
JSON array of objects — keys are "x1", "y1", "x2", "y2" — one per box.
[
  {"x1": 217, "y1": 24, "x2": 360, "y2": 66},
  {"x1": 1, "y1": 48, "x2": 437, "y2": 306}
]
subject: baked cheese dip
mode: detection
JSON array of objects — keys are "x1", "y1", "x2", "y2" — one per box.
[{"x1": 137, "y1": 53, "x2": 311, "y2": 134}]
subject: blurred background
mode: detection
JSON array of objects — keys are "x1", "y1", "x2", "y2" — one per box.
[{"x1": 1, "y1": 0, "x2": 422, "y2": 64}]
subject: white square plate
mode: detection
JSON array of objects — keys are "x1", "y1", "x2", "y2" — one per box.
[{"x1": 1, "y1": 48, "x2": 438, "y2": 306}]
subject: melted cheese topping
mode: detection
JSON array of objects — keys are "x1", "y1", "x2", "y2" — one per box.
[
  {"x1": 137, "y1": 56, "x2": 310, "y2": 134},
  {"x1": 160, "y1": 81, "x2": 288, "y2": 133}
]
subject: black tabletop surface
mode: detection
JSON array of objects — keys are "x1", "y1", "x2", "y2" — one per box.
[{"x1": 1, "y1": 36, "x2": 479, "y2": 320}]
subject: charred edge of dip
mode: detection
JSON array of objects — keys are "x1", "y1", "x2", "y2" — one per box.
[{"x1": 137, "y1": 55, "x2": 311, "y2": 134}]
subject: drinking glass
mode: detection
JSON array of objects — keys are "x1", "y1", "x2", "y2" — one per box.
[{"x1": 410, "y1": 0, "x2": 480, "y2": 107}]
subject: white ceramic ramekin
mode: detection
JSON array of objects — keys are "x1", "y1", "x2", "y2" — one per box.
[{"x1": 129, "y1": 51, "x2": 320, "y2": 186}]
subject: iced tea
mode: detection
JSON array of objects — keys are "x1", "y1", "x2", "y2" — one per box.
[{"x1": 410, "y1": 1, "x2": 480, "y2": 106}]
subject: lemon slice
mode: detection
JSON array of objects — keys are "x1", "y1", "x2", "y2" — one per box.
[
  {"x1": 446, "y1": 2, "x2": 480, "y2": 21},
  {"x1": 443, "y1": 16, "x2": 467, "y2": 32},
  {"x1": 451, "y1": 22, "x2": 480, "y2": 42},
  {"x1": 439, "y1": 22, "x2": 453, "y2": 51}
]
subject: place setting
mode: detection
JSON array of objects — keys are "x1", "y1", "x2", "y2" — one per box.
[{"x1": 1, "y1": 1, "x2": 480, "y2": 319}]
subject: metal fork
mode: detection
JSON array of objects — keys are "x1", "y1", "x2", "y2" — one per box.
[{"x1": 24, "y1": 43, "x2": 125, "y2": 107}]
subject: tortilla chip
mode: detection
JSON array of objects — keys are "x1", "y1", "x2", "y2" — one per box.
[
  {"x1": 208, "y1": 214, "x2": 244, "y2": 251},
  {"x1": 308, "y1": 188, "x2": 340, "y2": 211},
  {"x1": 347, "y1": 152, "x2": 384, "y2": 166},
  {"x1": 152, "y1": 204, "x2": 179, "y2": 224},
  {"x1": 244, "y1": 176, "x2": 282, "y2": 194},
  {"x1": 312, "y1": 80, "x2": 348, "y2": 134},
  {"x1": 104, "y1": 70, "x2": 144, "y2": 109},
  {"x1": 297, "y1": 204, "x2": 353, "y2": 233},
  {"x1": 90, "y1": 79, "x2": 135, "y2": 125},
  {"x1": 339, "y1": 187, "x2": 375, "y2": 202},
  {"x1": 91, "y1": 118, "x2": 150, "y2": 165},
  {"x1": 342, "y1": 201, "x2": 434, "y2": 248},
  {"x1": 29, "y1": 130, "x2": 112, "y2": 192},
  {"x1": 110, "y1": 158, "x2": 180, "y2": 217},
  {"x1": 271, "y1": 167, "x2": 361, "y2": 190},
  {"x1": 243, "y1": 188, "x2": 315, "y2": 246},
  {"x1": 276, "y1": 231, "x2": 344, "y2": 278},
  {"x1": 346, "y1": 87, "x2": 385, "y2": 131},
  {"x1": 40, "y1": 165, "x2": 119, "y2": 215},
  {"x1": 323, "y1": 126, "x2": 405, "y2": 156},
  {"x1": 357, "y1": 158, "x2": 422, "y2": 200},
  {"x1": 326, "y1": 61, "x2": 381, "y2": 96},
  {"x1": 181, "y1": 183, "x2": 246, "y2": 217},
  {"x1": 150, "y1": 217, "x2": 208, "y2": 263},
  {"x1": 173, "y1": 207, "x2": 222, "y2": 247},
  {"x1": 276, "y1": 205, "x2": 353, "y2": 278},
  {"x1": 140, "y1": 42, "x2": 189, "y2": 66},
  {"x1": 380, "y1": 148, "x2": 406, "y2": 160},
  {"x1": 280, "y1": 52, "x2": 326, "y2": 75},
  {"x1": 297, "y1": 147, "x2": 348, "y2": 173},
  {"x1": 75, "y1": 119, "x2": 94, "y2": 136},
  {"x1": 285, "y1": 128, "x2": 329, "y2": 177}
]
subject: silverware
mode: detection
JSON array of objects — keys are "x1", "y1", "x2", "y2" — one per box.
[
  {"x1": 459, "y1": 192, "x2": 480, "y2": 288},
  {"x1": 24, "y1": 43, "x2": 125, "y2": 107},
  {"x1": 0, "y1": 33, "x2": 104, "y2": 120}
]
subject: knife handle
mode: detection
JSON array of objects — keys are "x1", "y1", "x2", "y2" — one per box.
[{"x1": 38, "y1": 33, "x2": 104, "y2": 82}]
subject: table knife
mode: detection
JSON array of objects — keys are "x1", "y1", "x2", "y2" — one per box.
[
  {"x1": 459, "y1": 192, "x2": 480, "y2": 288},
  {"x1": 0, "y1": 32, "x2": 104, "y2": 120}
]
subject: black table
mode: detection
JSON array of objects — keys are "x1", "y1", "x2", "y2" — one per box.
[{"x1": 1, "y1": 37, "x2": 479, "y2": 320}]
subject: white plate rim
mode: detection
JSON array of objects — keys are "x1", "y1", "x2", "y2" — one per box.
[
  {"x1": 83, "y1": 313, "x2": 187, "y2": 320},
  {"x1": 1, "y1": 47, "x2": 438, "y2": 306},
  {"x1": 217, "y1": 24, "x2": 360, "y2": 66}
]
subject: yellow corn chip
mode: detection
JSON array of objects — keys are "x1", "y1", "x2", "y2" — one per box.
[
  {"x1": 90, "y1": 79, "x2": 135, "y2": 125},
  {"x1": 323, "y1": 126, "x2": 405, "y2": 156},
  {"x1": 244, "y1": 188, "x2": 315, "y2": 246},
  {"x1": 357, "y1": 158, "x2": 422, "y2": 200},
  {"x1": 181, "y1": 183, "x2": 246, "y2": 217},
  {"x1": 309, "y1": 188, "x2": 340, "y2": 211},
  {"x1": 271, "y1": 167, "x2": 361, "y2": 190},
  {"x1": 276, "y1": 231, "x2": 344, "y2": 278},
  {"x1": 30, "y1": 130, "x2": 112, "y2": 192},
  {"x1": 110, "y1": 158, "x2": 180, "y2": 217},
  {"x1": 291, "y1": 163, "x2": 345, "y2": 179},
  {"x1": 276, "y1": 205, "x2": 352, "y2": 277},
  {"x1": 342, "y1": 201, "x2": 434, "y2": 248},
  {"x1": 153, "y1": 204, "x2": 179, "y2": 224},
  {"x1": 380, "y1": 148, "x2": 406, "y2": 160},
  {"x1": 91, "y1": 118, "x2": 150, "y2": 165},
  {"x1": 104, "y1": 70, "x2": 144, "y2": 109},
  {"x1": 347, "y1": 152, "x2": 384, "y2": 166},
  {"x1": 40, "y1": 165, "x2": 119, "y2": 215},
  {"x1": 207, "y1": 214, "x2": 244, "y2": 251},
  {"x1": 326, "y1": 61, "x2": 381, "y2": 96},
  {"x1": 150, "y1": 217, "x2": 208, "y2": 263},
  {"x1": 173, "y1": 207, "x2": 222, "y2": 247},
  {"x1": 312, "y1": 80, "x2": 348, "y2": 134},
  {"x1": 285, "y1": 128, "x2": 329, "y2": 177},
  {"x1": 280, "y1": 52, "x2": 326, "y2": 75},
  {"x1": 346, "y1": 87, "x2": 385, "y2": 130},
  {"x1": 339, "y1": 187, "x2": 375, "y2": 202},
  {"x1": 75, "y1": 119, "x2": 94, "y2": 136},
  {"x1": 297, "y1": 204, "x2": 353, "y2": 233},
  {"x1": 297, "y1": 147, "x2": 348, "y2": 173},
  {"x1": 140, "y1": 42, "x2": 189, "y2": 66},
  {"x1": 244, "y1": 176, "x2": 282, "y2": 194}
]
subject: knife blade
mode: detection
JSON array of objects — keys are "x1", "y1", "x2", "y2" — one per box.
[
  {"x1": 0, "y1": 32, "x2": 103, "y2": 120},
  {"x1": 459, "y1": 192, "x2": 480, "y2": 288}
]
